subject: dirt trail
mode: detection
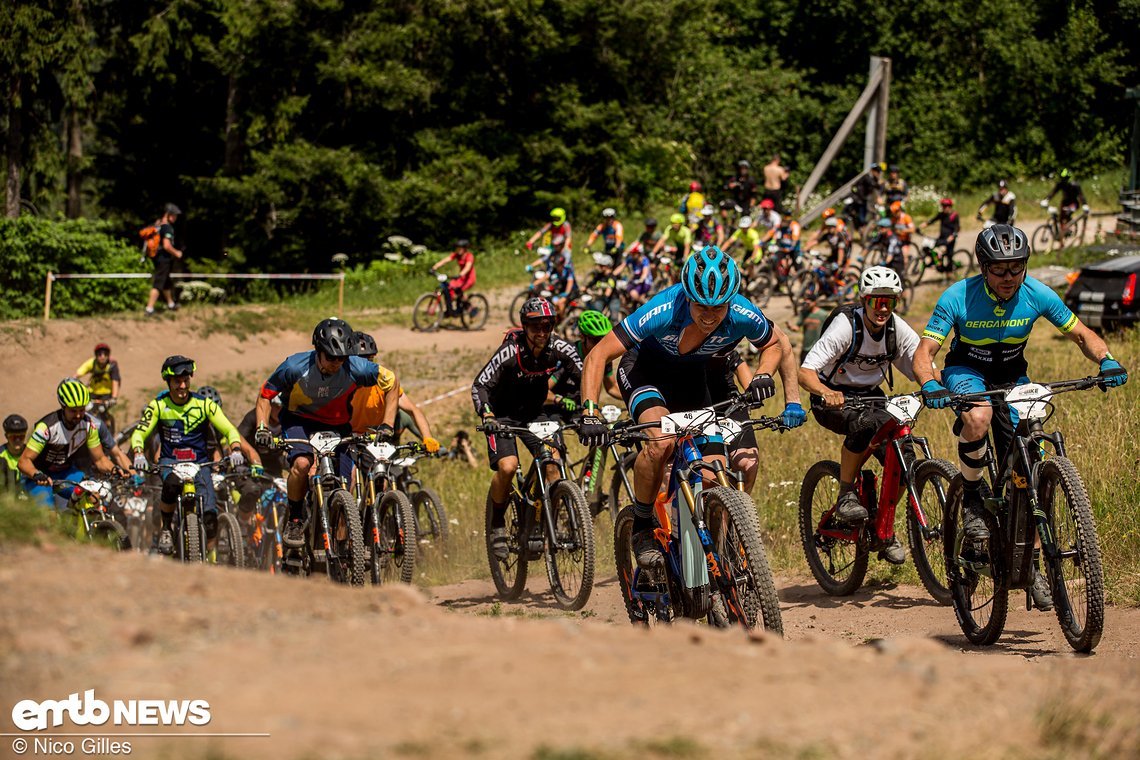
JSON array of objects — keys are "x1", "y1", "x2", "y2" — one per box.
[{"x1": 3, "y1": 545, "x2": 1140, "y2": 760}]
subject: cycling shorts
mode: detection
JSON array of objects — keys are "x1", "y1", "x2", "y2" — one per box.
[
  {"x1": 616, "y1": 348, "x2": 725, "y2": 456},
  {"x1": 810, "y1": 387, "x2": 889, "y2": 454},
  {"x1": 25, "y1": 465, "x2": 86, "y2": 510},
  {"x1": 484, "y1": 415, "x2": 563, "y2": 472},
  {"x1": 280, "y1": 414, "x2": 353, "y2": 479},
  {"x1": 942, "y1": 366, "x2": 1029, "y2": 466}
]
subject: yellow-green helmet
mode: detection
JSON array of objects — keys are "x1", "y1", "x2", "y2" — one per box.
[
  {"x1": 550, "y1": 207, "x2": 567, "y2": 225},
  {"x1": 57, "y1": 378, "x2": 91, "y2": 409},
  {"x1": 577, "y1": 310, "x2": 612, "y2": 337},
  {"x1": 670, "y1": 212, "x2": 685, "y2": 225}
]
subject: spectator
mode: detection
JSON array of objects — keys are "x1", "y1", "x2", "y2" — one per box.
[
  {"x1": 762, "y1": 155, "x2": 790, "y2": 213},
  {"x1": 725, "y1": 160, "x2": 758, "y2": 211},
  {"x1": 448, "y1": 429, "x2": 478, "y2": 468},
  {"x1": 2, "y1": 414, "x2": 28, "y2": 493},
  {"x1": 144, "y1": 203, "x2": 184, "y2": 317}
]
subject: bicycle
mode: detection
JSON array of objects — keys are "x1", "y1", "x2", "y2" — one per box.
[
  {"x1": 567, "y1": 404, "x2": 633, "y2": 521},
  {"x1": 272, "y1": 432, "x2": 367, "y2": 585},
  {"x1": 612, "y1": 398, "x2": 785, "y2": 632},
  {"x1": 387, "y1": 445, "x2": 448, "y2": 548},
  {"x1": 349, "y1": 436, "x2": 418, "y2": 585},
  {"x1": 113, "y1": 475, "x2": 158, "y2": 553},
  {"x1": 910, "y1": 235, "x2": 974, "y2": 285},
  {"x1": 798, "y1": 393, "x2": 956, "y2": 603},
  {"x1": 244, "y1": 473, "x2": 287, "y2": 573},
  {"x1": 54, "y1": 477, "x2": 131, "y2": 551},
  {"x1": 412, "y1": 273, "x2": 489, "y2": 332},
  {"x1": 87, "y1": 397, "x2": 118, "y2": 436},
  {"x1": 477, "y1": 418, "x2": 595, "y2": 610},
  {"x1": 143, "y1": 459, "x2": 234, "y2": 564},
  {"x1": 788, "y1": 250, "x2": 860, "y2": 311},
  {"x1": 211, "y1": 469, "x2": 256, "y2": 569},
  {"x1": 940, "y1": 378, "x2": 1108, "y2": 652},
  {"x1": 1032, "y1": 201, "x2": 1089, "y2": 252},
  {"x1": 510, "y1": 250, "x2": 556, "y2": 325}
]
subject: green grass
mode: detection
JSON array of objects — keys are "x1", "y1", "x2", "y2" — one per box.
[{"x1": 0, "y1": 493, "x2": 60, "y2": 546}]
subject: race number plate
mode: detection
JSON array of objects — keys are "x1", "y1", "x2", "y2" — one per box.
[
  {"x1": 309, "y1": 431, "x2": 342, "y2": 454},
  {"x1": 659, "y1": 409, "x2": 720, "y2": 436},
  {"x1": 720, "y1": 417, "x2": 743, "y2": 445},
  {"x1": 601, "y1": 405, "x2": 622, "y2": 424},
  {"x1": 366, "y1": 442, "x2": 397, "y2": 461},
  {"x1": 172, "y1": 462, "x2": 201, "y2": 481},
  {"x1": 1005, "y1": 383, "x2": 1052, "y2": 422},
  {"x1": 527, "y1": 420, "x2": 561, "y2": 439},
  {"x1": 884, "y1": 395, "x2": 922, "y2": 425}
]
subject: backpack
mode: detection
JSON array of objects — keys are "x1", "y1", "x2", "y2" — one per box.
[
  {"x1": 816, "y1": 304, "x2": 898, "y2": 390},
  {"x1": 139, "y1": 223, "x2": 161, "y2": 258}
]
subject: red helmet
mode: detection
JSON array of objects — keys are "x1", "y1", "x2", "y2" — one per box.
[
  {"x1": 940, "y1": 198, "x2": 954, "y2": 207},
  {"x1": 94, "y1": 342, "x2": 111, "y2": 354},
  {"x1": 759, "y1": 198, "x2": 775, "y2": 210},
  {"x1": 689, "y1": 181, "x2": 701, "y2": 192}
]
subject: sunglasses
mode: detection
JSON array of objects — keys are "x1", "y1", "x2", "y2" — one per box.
[
  {"x1": 987, "y1": 264, "x2": 1026, "y2": 279},
  {"x1": 864, "y1": 296, "x2": 897, "y2": 311},
  {"x1": 523, "y1": 320, "x2": 555, "y2": 332}
]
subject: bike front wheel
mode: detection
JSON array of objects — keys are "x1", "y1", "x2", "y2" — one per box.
[
  {"x1": 1038, "y1": 457, "x2": 1104, "y2": 653},
  {"x1": 377, "y1": 490, "x2": 416, "y2": 585},
  {"x1": 183, "y1": 512, "x2": 204, "y2": 563},
  {"x1": 485, "y1": 492, "x2": 528, "y2": 599},
  {"x1": 411, "y1": 487, "x2": 448, "y2": 548},
  {"x1": 329, "y1": 490, "x2": 366, "y2": 586},
  {"x1": 90, "y1": 519, "x2": 130, "y2": 551},
  {"x1": 215, "y1": 512, "x2": 246, "y2": 569},
  {"x1": 508, "y1": 289, "x2": 530, "y2": 327},
  {"x1": 412, "y1": 292, "x2": 443, "y2": 332},
  {"x1": 744, "y1": 268, "x2": 773, "y2": 307},
  {"x1": 798, "y1": 460, "x2": 868, "y2": 595},
  {"x1": 461, "y1": 293, "x2": 490, "y2": 331},
  {"x1": 1031, "y1": 223, "x2": 1054, "y2": 253},
  {"x1": 543, "y1": 480, "x2": 595, "y2": 611},
  {"x1": 703, "y1": 486, "x2": 783, "y2": 634},
  {"x1": 907, "y1": 458, "x2": 955, "y2": 605},
  {"x1": 944, "y1": 478, "x2": 1008, "y2": 645},
  {"x1": 614, "y1": 505, "x2": 675, "y2": 626}
]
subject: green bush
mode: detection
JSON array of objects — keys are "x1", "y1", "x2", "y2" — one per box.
[{"x1": 0, "y1": 217, "x2": 149, "y2": 319}]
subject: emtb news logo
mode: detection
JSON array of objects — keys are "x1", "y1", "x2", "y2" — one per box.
[{"x1": 11, "y1": 690, "x2": 211, "y2": 731}]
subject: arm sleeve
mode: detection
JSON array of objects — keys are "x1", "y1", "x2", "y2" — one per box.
[
  {"x1": 801, "y1": 317, "x2": 853, "y2": 373},
  {"x1": 553, "y1": 338, "x2": 583, "y2": 381},
  {"x1": 25, "y1": 422, "x2": 50, "y2": 456},
  {"x1": 263, "y1": 357, "x2": 298, "y2": 397},
  {"x1": 1033, "y1": 280, "x2": 1079, "y2": 333},
  {"x1": 130, "y1": 400, "x2": 161, "y2": 452},
  {"x1": 471, "y1": 342, "x2": 517, "y2": 416},
  {"x1": 892, "y1": 317, "x2": 922, "y2": 382},
  {"x1": 922, "y1": 289, "x2": 961, "y2": 345},
  {"x1": 110, "y1": 361, "x2": 121, "y2": 383},
  {"x1": 206, "y1": 400, "x2": 241, "y2": 448}
]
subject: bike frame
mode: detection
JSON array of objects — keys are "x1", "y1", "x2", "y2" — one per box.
[
  {"x1": 510, "y1": 425, "x2": 579, "y2": 556},
  {"x1": 277, "y1": 434, "x2": 352, "y2": 577}
]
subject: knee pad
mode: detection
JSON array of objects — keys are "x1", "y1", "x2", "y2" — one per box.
[
  {"x1": 160, "y1": 475, "x2": 182, "y2": 505},
  {"x1": 958, "y1": 437, "x2": 990, "y2": 469},
  {"x1": 203, "y1": 510, "x2": 218, "y2": 540}
]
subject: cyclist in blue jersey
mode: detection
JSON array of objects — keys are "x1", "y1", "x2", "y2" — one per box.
[
  {"x1": 577, "y1": 246, "x2": 805, "y2": 568},
  {"x1": 254, "y1": 318, "x2": 400, "y2": 549},
  {"x1": 914, "y1": 224, "x2": 1127, "y2": 608},
  {"x1": 585, "y1": 208, "x2": 625, "y2": 256}
]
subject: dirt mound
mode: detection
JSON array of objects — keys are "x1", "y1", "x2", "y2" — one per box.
[{"x1": 3, "y1": 545, "x2": 1138, "y2": 759}]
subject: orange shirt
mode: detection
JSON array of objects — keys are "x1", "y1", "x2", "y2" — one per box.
[{"x1": 349, "y1": 369, "x2": 402, "y2": 433}]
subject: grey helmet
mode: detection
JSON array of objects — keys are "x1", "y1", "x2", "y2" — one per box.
[{"x1": 975, "y1": 224, "x2": 1030, "y2": 267}]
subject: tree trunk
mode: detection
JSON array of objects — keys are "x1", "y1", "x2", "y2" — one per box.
[
  {"x1": 223, "y1": 72, "x2": 240, "y2": 175},
  {"x1": 5, "y1": 77, "x2": 22, "y2": 219},
  {"x1": 65, "y1": 105, "x2": 83, "y2": 218}
]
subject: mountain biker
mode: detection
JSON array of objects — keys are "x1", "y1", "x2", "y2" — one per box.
[
  {"x1": 884, "y1": 201, "x2": 914, "y2": 277},
  {"x1": 72, "y1": 413, "x2": 132, "y2": 475},
  {"x1": 851, "y1": 163, "x2": 885, "y2": 228},
  {"x1": 704, "y1": 349, "x2": 762, "y2": 492},
  {"x1": 549, "y1": 310, "x2": 620, "y2": 411},
  {"x1": 2, "y1": 414, "x2": 28, "y2": 493},
  {"x1": 754, "y1": 198, "x2": 781, "y2": 231},
  {"x1": 724, "y1": 215, "x2": 763, "y2": 263},
  {"x1": 652, "y1": 213, "x2": 693, "y2": 261},
  {"x1": 1043, "y1": 169, "x2": 1089, "y2": 226},
  {"x1": 576, "y1": 246, "x2": 805, "y2": 569},
  {"x1": 254, "y1": 318, "x2": 400, "y2": 551},
  {"x1": 919, "y1": 198, "x2": 961, "y2": 273},
  {"x1": 977, "y1": 180, "x2": 1017, "y2": 225},
  {"x1": 635, "y1": 217, "x2": 662, "y2": 253},
  {"x1": 679, "y1": 182, "x2": 705, "y2": 221},
  {"x1": 804, "y1": 208, "x2": 851, "y2": 269},
  {"x1": 546, "y1": 253, "x2": 580, "y2": 320},
  {"x1": 75, "y1": 343, "x2": 121, "y2": 409},
  {"x1": 725, "y1": 160, "x2": 758, "y2": 211},
  {"x1": 798, "y1": 267, "x2": 926, "y2": 565},
  {"x1": 194, "y1": 384, "x2": 268, "y2": 520},
  {"x1": 693, "y1": 205, "x2": 725, "y2": 248},
  {"x1": 884, "y1": 165, "x2": 909, "y2": 205},
  {"x1": 525, "y1": 207, "x2": 573, "y2": 265},
  {"x1": 350, "y1": 332, "x2": 440, "y2": 454},
  {"x1": 913, "y1": 224, "x2": 1128, "y2": 609},
  {"x1": 472, "y1": 297, "x2": 583, "y2": 560},
  {"x1": 129, "y1": 356, "x2": 245, "y2": 555},
  {"x1": 18, "y1": 380, "x2": 122, "y2": 508},
  {"x1": 581, "y1": 253, "x2": 622, "y2": 322},
  {"x1": 585, "y1": 208, "x2": 625, "y2": 256},
  {"x1": 717, "y1": 199, "x2": 742, "y2": 231},
  {"x1": 238, "y1": 395, "x2": 287, "y2": 476},
  {"x1": 614, "y1": 245, "x2": 653, "y2": 307},
  {"x1": 430, "y1": 239, "x2": 476, "y2": 317},
  {"x1": 761, "y1": 215, "x2": 802, "y2": 259}
]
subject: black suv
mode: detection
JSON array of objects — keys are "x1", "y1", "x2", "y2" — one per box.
[{"x1": 1064, "y1": 252, "x2": 1140, "y2": 330}]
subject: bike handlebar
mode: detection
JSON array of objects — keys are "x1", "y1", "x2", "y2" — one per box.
[{"x1": 946, "y1": 376, "x2": 1104, "y2": 410}]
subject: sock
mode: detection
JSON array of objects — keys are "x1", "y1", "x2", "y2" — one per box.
[
  {"x1": 958, "y1": 436, "x2": 989, "y2": 482},
  {"x1": 287, "y1": 499, "x2": 305, "y2": 522},
  {"x1": 161, "y1": 511, "x2": 173, "y2": 531},
  {"x1": 632, "y1": 499, "x2": 655, "y2": 533},
  {"x1": 490, "y1": 499, "x2": 507, "y2": 529},
  {"x1": 838, "y1": 480, "x2": 855, "y2": 495}
]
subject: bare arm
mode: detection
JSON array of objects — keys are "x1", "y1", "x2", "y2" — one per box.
[
  {"x1": 381, "y1": 381, "x2": 400, "y2": 428},
  {"x1": 255, "y1": 395, "x2": 272, "y2": 429},
  {"x1": 1064, "y1": 321, "x2": 1111, "y2": 364},
  {"x1": 163, "y1": 236, "x2": 182, "y2": 259},
  {"x1": 581, "y1": 332, "x2": 626, "y2": 408},
  {"x1": 770, "y1": 325, "x2": 802, "y2": 405},
  {"x1": 398, "y1": 393, "x2": 434, "y2": 441},
  {"x1": 913, "y1": 338, "x2": 942, "y2": 386}
]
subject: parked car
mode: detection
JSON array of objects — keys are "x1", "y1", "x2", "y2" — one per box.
[{"x1": 1064, "y1": 252, "x2": 1140, "y2": 330}]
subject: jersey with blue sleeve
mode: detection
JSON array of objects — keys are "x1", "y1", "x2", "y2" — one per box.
[
  {"x1": 261, "y1": 351, "x2": 391, "y2": 426},
  {"x1": 921, "y1": 275, "x2": 1078, "y2": 383},
  {"x1": 614, "y1": 284, "x2": 773, "y2": 362}
]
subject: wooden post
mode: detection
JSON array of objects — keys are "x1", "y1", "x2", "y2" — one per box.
[
  {"x1": 337, "y1": 274, "x2": 345, "y2": 317},
  {"x1": 43, "y1": 272, "x2": 54, "y2": 321},
  {"x1": 874, "y1": 58, "x2": 891, "y2": 164},
  {"x1": 863, "y1": 58, "x2": 880, "y2": 171}
]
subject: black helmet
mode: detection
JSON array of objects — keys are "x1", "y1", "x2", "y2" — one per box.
[
  {"x1": 197, "y1": 386, "x2": 223, "y2": 406},
  {"x1": 354, "y1": 331, "x2": 378, "y2": 357},
  {"x1": 164, "y1": 203, "x2": 182, "y2": 216},
  {"x1": 888, "y1": 164, "x2": 900, "y2": 173},
  {"x1": 3, "y1": 414, "x2": 28, "y2": 434},
  {"x1": 519, "y1": 297, "x2": 555, "y2": 325},
  {"x1": 975, "y1": 224, "x2": 1031, "y2": 267},
  {"x1": 644, "y1": 217, "x2": 657, "y2": 228},
  {"x1": 456, "y1": 239, "x2": 470, "y2": 248},
  {"x1": 161, "y1": 355, "x2": 196, "y2": 379},
  {"x1": 312, "y1": 317, "x2": 355, "y2": 357}
]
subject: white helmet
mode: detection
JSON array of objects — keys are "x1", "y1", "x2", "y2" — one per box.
[
  {"x1": 602, "y1": 207, "x2": 616, "y2": 218},
  {"x1": 859, "y1": 266, "x2": 902, "y2": 296},
  {"x1": 701, "y1": 204, "x2": 715, "y2": 217},
  {"x1": 594, "y1": 253, "x2": 614, "y2": 267},
  {"x1": 739, "y1": 215, "x2": 753, "y2": 228}
]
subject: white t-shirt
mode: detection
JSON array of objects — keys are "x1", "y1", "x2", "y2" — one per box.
[{"x1": 802, "y1": 309, "x2": 920, "y2": 389}]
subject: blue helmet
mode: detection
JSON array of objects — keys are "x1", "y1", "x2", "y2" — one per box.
[{"x1": 681, "y1": 245, "x2": 740, "y2": 306}]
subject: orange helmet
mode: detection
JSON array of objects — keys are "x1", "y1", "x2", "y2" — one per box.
[
  {"x1": 821, "y1": 207, "x2": 836, "y2": 219},
  {"x1": 889, "y1": 200, "x2": 903, "y2": 214}
]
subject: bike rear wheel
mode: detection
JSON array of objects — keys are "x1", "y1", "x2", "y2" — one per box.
[
  {"x1": 703, "y1": 486, "x2": 783, "y2": 634},
  {"x1": 1038, "y1": 457, "x2": 1104, "y2": 653},
  {"x1": 908, "y1": 458, "x2": 955, "y2": 605},
  {"x1": 949, "y1": 249, "x2": 974, "y2": 280},
  {"x1": 543, "y1": 480, "x2": 595, "y2": 611},
  {"x1": 412, "y1": 292, "x2": 444, "y2": 332},
  {"x1": 377, "y1": 490, "x2": 416, "y2": 584},
  {"x1": 485, "y1": 492, "x2": 528, "y2": 599},
  {"x1": 744, "y1": 268, "x2": 773, "y2": 307},
  {"x1": 944, "y1": 478, "x2": 1008, "y2": 645},
  {"x1": 411, "y1": 488, "x2": 448, "y2": 548},
  {"x1": 1031, "y1": 224, "x2": 1054, "y2": 253},
  {"x1": 508, "y1": 289, "x2": 530, "y2": 327},
  {"x1": 90, "y1": 519, "x2": 130, "y2": 551},
  {"x1": 215, "y1": 512, "x2": 246, "y2": 569},
  {"x1": 613, "y1": 505, "x2": 675, "y2": 626},
  {"x1": 798, "y1": 460, "x2": 868, "y2": 595},
  {"x1": 329, "y1": 490, "x2": 367, "y2": 586},
  {"x1": 461, "y1": 293, "x2": 490, "y2": 330}
]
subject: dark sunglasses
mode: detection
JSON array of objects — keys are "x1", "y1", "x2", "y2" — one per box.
[{"x1": 987, "y1": 264, "x2": 1026, "y2": 279}]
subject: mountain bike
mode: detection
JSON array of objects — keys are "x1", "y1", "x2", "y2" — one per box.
[
  {"x1": 477, "y1": 418, "x2": 595, "y2": 610},
  {"x1": 612, "y1": 399, "x2": 784, "y2": 633},
  {"x1": 349, "y1": 437, "x2": 418, "y2": 585},
  {"x1": 788, "y1": 251, "x2": 860, "y2": 311},
  {"x1": 412, "y1": 273, "x2": 489, "y2": 332},
  {"x1": 145, "y1": 459, "x2": 231, "y2": 564},
  {"x1": 55, "y1": 477, "x2": 130, "y2": 551},
  {"x1": 941, "y1": 378, "x2": 1108, "y2": 652},
  {"x1": 1032, "y1": 201, "x2": 1089, "y2": 252},
  {"x1": 798, "y1": 393, "x2": 955, "y2": 603},
  {"x1": 909, "y1": 235, "x2": 974, "y2": 285},
  {"x1": 510, "y1": 250, "x2": 555, "y2": 325},
  {"x1": 208, "y1": 470, "x2": 253, "y2": 569},
  {"x1": 272, "y1": 432, "x2": 366, "y2": 586},
  {"x1": 567, "y1": 404, "x2": 633, "y2": 521},
  {"x1": 387, "y1": 445, "x2": 448, "y2": 548},
  {"x1": 245, "y1": 474, "x2": 286, "y2": 573},
  {"x1": 113, "y1": 475, "x2": 157, "y2": 552}
]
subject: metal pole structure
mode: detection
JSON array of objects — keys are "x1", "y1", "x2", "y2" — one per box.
[
  {"x1": 863, "y1": 58, "x2": 881, "y2": 170},
  {"x1": 43, "y1": 272, "x2": 54, "y2": 321},
  {"x1": 337, "y1": 274, "x2": 345, "y2": 317},
  {"x1": 874, "y1": 58, "x2": 891, "y2": 164}
]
